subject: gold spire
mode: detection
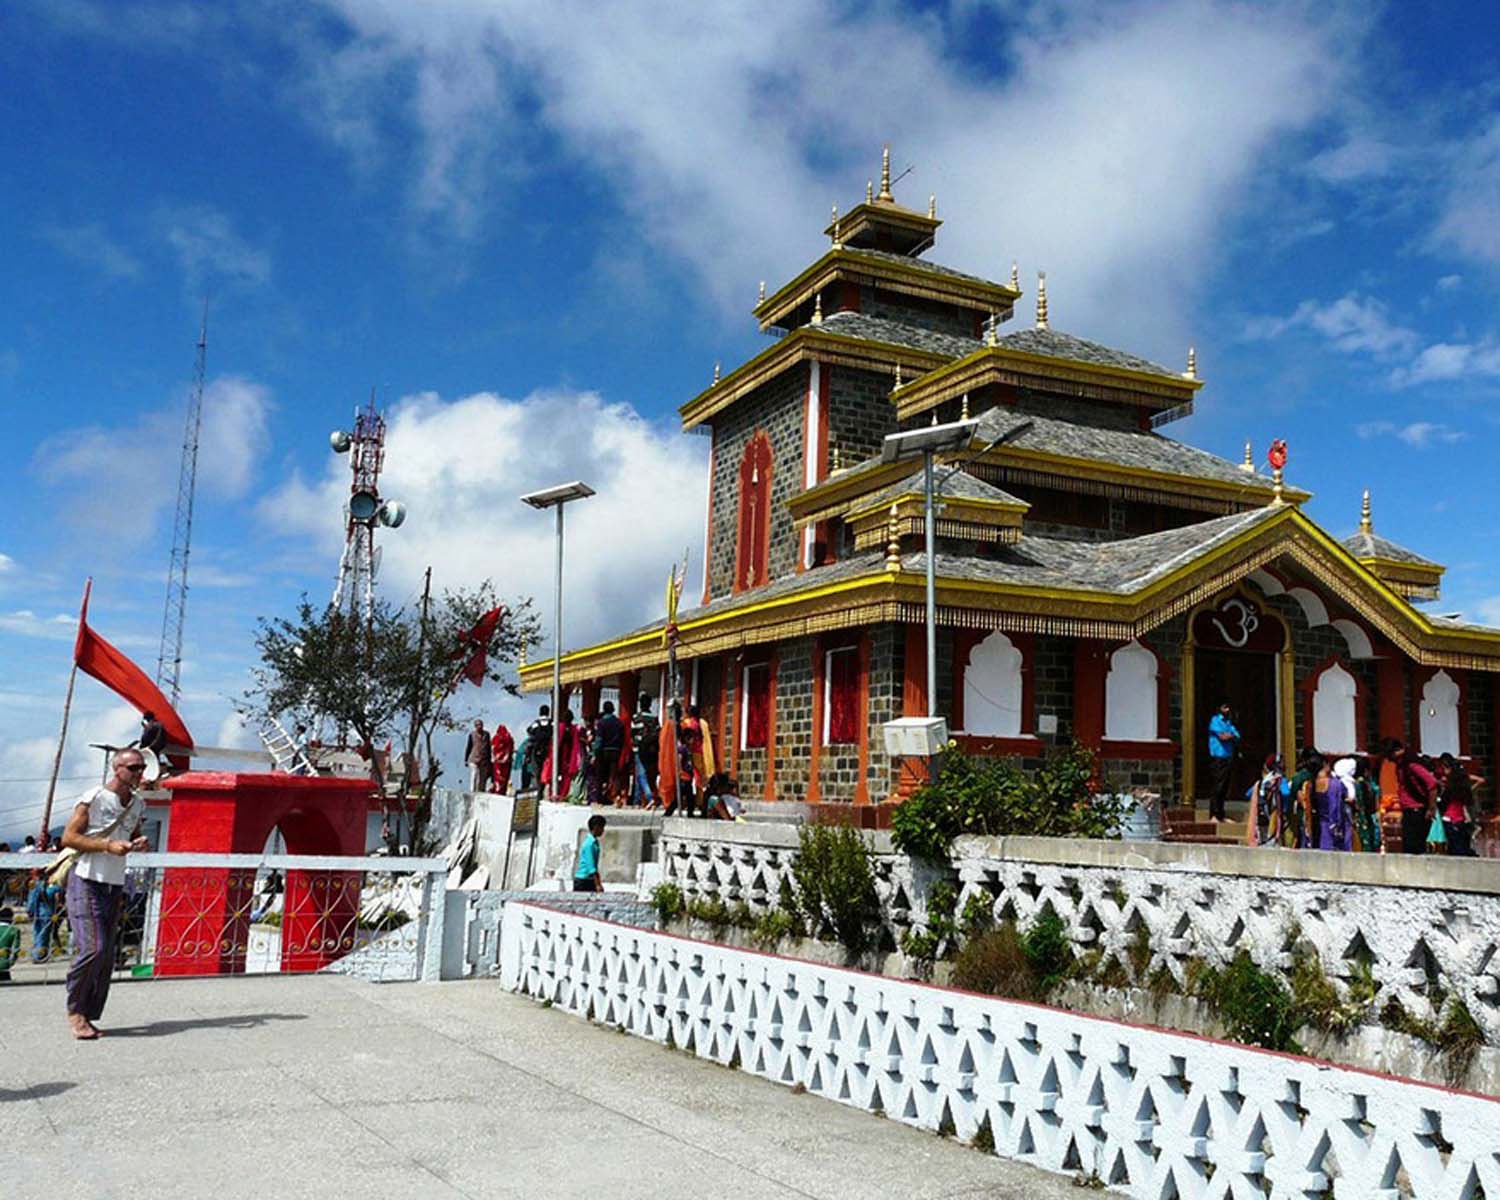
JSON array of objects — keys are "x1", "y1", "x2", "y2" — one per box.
[
  {"x1": 866, "y1": 179, "x2": 874, "y2": 204},
  {"x1": 830, "y1": 204, "x2": 841, "y2": 249},
  {"x1": 831, "y1": 442, "x2": 842, "y2": 473},
  {"x1": 1035, "y1": 272, "x2": 1049, "y2": 330},
  {"x1": 930, "y1": 409, "x2": 939, "y2": 427},
  {"x1": 811, "y1": 291, "x2": 823, "y2": 326},
  {"x1": 960, "y1": 392, "x2": 970, "y2": 420},
  {"x1": 885, "y1": 504, "x2": 901, "y2": 570},
  {"x1": 1240, "y1": 441, "x2": 1254, "y2": 473},
  {"x1": 1360, "y1": 488, "x2": 1373, "y2": 534},
  {"x1": 1009, "y1": 261, "x2": 1019, "y2": 292},
  {"x1": 928, "y1": 194, "x2": 936, "y2": 219},
  {"x1": 713, "y1": 361, "x2": 720, "y2": 385},
  {"x1": 758, "y1": 279, "x2": 766, "y2": 304},
  {"x1": 985, "y1": 311, "x2": 998, "y2": 347},
  {"x1": 1272, "y1": 467, "x2": 1285, "y2": 506},
  {"x1": 1185, "y1": 346, "x2": 1197, "y2": 379},
  {"x1": 519, "y1": 640, "x2": 527, "y2": 667},
  {"x1": 894, "y1": 360, "x2": 903, "y2": 389},
  {"x1": 878, "y1": 144, "x2": 894, "y2": 202}
]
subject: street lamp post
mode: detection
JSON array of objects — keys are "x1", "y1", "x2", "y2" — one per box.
[
  {"x1": 881, "y1": 419, "x2": 978, "y2": 720},
  {"x1": 520, "y1": 481, "x2": 595, "y2": 801}
]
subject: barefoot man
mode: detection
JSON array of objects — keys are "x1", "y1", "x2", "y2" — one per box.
[{"x1": 60, "y1": 747, "x2": 149, "y2": 1039}]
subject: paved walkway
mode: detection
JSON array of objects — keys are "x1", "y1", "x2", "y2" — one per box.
[{"x1": 1, "y1": 974, "x2": 1081, "y2": 1199}]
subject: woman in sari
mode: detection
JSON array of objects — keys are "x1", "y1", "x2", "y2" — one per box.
[
  {"x1": 489, "y1": 723, "x2": 514, "y2": 795},
  {"x1": 541, "y1": 708, "x2": 583, "y2": 801}
]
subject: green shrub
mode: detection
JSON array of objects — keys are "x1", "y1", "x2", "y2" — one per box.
[
  {"x1": 791, "y1": 824, "x2": 882, "y2": 956},
  {"x1": 950, "y1": 923, "x2": 1043, "y2": 1002},
  {"x1": 900, "y1": 927, "x2": 941, "y2": 970},
  {"x1": 650, "y1": 882, "x2": 684, "y2": 923},
  {"x1": 891, "y1": 743, "x2": 1123, "y2": 862},
  {"x1": 1196, "y1": 952, "x2": 1297, "y2": 1052},
  {"x1": 1020, "y1": 908, "x2": 1074, "y2": 992},
  {"x1": 686, "y1": 896, "x2": 731, "y2": 928},
  {"x1": 960, "y1": 893, "x2": 994, "y2": 938},
  {"x1": 750, "y1": 908, "x2": 798, "y2": 947},
  {"x1": 1289, "y1": 952, "x2": 1373, "y2": 1037}
]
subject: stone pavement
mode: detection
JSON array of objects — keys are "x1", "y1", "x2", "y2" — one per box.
[{"x1": 2, "y1": 975, "x2": 1081, "y2": 1199}]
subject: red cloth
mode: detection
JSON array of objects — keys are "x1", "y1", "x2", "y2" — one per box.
[
  {"x1": 456, "y1": 606, "x2": 504, "y2": 687},
  {"x1": 827, "y1": 648, "x2": 859, "y2": 744},
  {"x1": 541, "y1": 721, "x2": 581, "y2": 797},
  {"x1": 657, "y1": 720, "x2": 679, "y2": 812},
  {"x1": 745, "y1": 665, "x2": 770, "y2": 749},
  {"x1": 73, "y1": 580, "x2": 194, "y2": 748},
  {"x1": 490, "y1": 725, "x2": 514, "y2": 794}
]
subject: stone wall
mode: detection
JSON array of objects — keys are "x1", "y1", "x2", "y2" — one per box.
[
  {"x1": 857, "y1": 284, "x2": 978, "y2": 340},
  {"x1": 773, "y1": 640, "x2": 814, "y2": 801},
  {"x1": 826, "y1": 362, "x2": 899, "y2": 469}
]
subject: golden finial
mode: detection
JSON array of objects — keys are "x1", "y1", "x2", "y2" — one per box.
[
  {"x1": 811, "y1": 291, "x2": 823, "y2": 326},
  {"x1": 878, "y1": 144, "x2": 894, "y2": 202},
  {"x1": 1360, "y1": 488, "x2": 1373, "y2": 534},
  {"x1": 713, "y1": 361, "x2": 721, "y2": 385},
  {"x1": 930, "y1": 409, "x2": 939, "y2": 427},
  {"x1": 1272, "y1": 467, "x2": 1285, "y2": 506},
  {"x1": 831, "y1": 442, "x2": 842, "y2": 473},
  {"x1": 894, "y1": 360, "x2": 903, "y2": 389},
  {"x1": 1009, "y1": 261, "x2": 1019, "y2": 292},
  {"x1": 758, "y1": 280, "x2": 766, "y2": 304},
  {"x1": 1185, "y1": 346, "x2": 1197, "y2": 379},
  {"x1": 928, "y1": 194, "x2": 936, "y2": 219},
  {"x1": 866, "y1": 179, "x2": 874, "y2": 204},
  {"x1": 1035, "y1": 272, "x2": 1049, "y2": 330},
  {"x1": 985, "y1": 312, "x2": 998, "y2": 347},
  {"x1": 830, "y1": 204, "x2": 841, "y2": 249},
  {"x1": 1240, "y1": 441, "x2": 1254, "y2": 473},
  {"x1": 885, "y1": 504, "x2": 901, "y2": 570},
  {"x1": 960, "y1": 393, "x2": 970, "y2": 420},
  {"x1": 519, "y1": 640, "x2": 527, "y2": 667}
]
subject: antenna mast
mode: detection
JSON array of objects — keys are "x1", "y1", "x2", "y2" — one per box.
[
  {"x1": 155, "y1": 302, "x2": 208, "y2": 706},
  {"x1": 330, "y1": 391, "x2": 405, "y2": 623}
]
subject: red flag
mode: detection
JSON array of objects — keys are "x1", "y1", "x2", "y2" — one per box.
[
  {"x1": 455, "y1": 606, "x2": 504, "y2": 689},
  {"x1": 73, "y1": 581, "x2": 194, "y2": 748}
]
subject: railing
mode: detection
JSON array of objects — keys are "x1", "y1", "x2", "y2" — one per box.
[
  {"x1": 501, "y1": 901, "x2": 1500, "y2": 1200},
  {"x1": 0, "y1": 852, "x2": 448, "y2": 985}
]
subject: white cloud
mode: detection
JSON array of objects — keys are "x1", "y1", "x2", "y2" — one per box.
[
  {"x1": 0, "y1": 611, "x2": 76, "y2": 640},
  {"x1": 33, "y1": 375, "x2": 274, "y2": 541},
  {"x1": 271, "y1": 0, "x2": 1349, "y2": 352},
  {"x1": 1355, "y1": 420, "x2": 1467, "y2": 448},
  {"x1": 1435, "y1": 274, "x2": 1463, "y2": 292},
  {"x1": 157, "y1": 205, "x2": 271, "y2": 290},
  {"x1": 0, "y1": 702, "x2": 140, "y2": 844},
  {"x1": 1306, "y1": 134, "x2": 1398, "y2": 183},
  {"x1": 259, "y1": 386, "x2": 708, "y2": 652},
  {"x1": 1390, "y1": 339, "x2": 1500, "y2": 388},
  {"x1": 1432, "y1": 116, "x2": 1500, "y2": 265},
  {"x1": 1245, "y1": 292, "x2": 1420, "y2": 358},
  {"x1": 39, "y1": 222, "x2": 143, "y2": 280},
  {"x1": 1477, "y1": 597, "x2": 1500, "y2": 628}
]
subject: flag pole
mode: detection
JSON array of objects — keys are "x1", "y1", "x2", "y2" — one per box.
[{"x1": 41, "y1": 578, "x2": 91, "y2": 848}]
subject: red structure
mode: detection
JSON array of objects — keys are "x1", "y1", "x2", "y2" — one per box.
[{"x1": 155, "y1": 772, "x2": 370, "y2": 976}]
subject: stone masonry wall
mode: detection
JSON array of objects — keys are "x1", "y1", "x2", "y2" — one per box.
[
  {"x1": 773, "y1": 640, "x2": 813, "y2": 802},
  {"x1": 865, "y1": 625, "x2": 903, "y2": 801},
  {"x1": 826, "y1": 363, "x2": 900, "y2": 469},
  {"x1": 857, "y1": 284, "x2": 979, "y2": 340}
]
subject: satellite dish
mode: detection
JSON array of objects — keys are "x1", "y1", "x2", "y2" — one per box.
[
  {"x1": 330, "y1": 430, "x2": 352, "y2": 453},
  {"x1": 140, "y1": 747, "x2": 163, "y2": 784},
  {"x1": 378, "y1": 500, "x2": 406, "y2": 528},
  {"x1": 349, "y1": 490, "x2": 379, "y2": 521}
]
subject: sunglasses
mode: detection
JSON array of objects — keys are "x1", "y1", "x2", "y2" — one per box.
[{"x1": 123, "y1": 763, "x2": 147, "y2": 773}]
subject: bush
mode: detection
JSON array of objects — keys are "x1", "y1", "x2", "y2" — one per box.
[
  {"x1": 1195, "y1": 952, "x2": 1297, "y2": 1052},
  {"x1": 750, "y1": 908, "x2": 798, "y2": 947},
  {"x1": 891, "y1": 743, "x2": 1123, "y2": 862},
  {"x1": 1019, "y1": 908, "x2": 1074, "y2": 992},
  {"x1": 650, "y1": 882, "x2": 684, "y2": 923},
  {"x1": 950, "y1": 923, "x2": 1044, "y2": 1002},
  {"x1": 791, "y1": 824, "x2": 882, "y2": 956}
]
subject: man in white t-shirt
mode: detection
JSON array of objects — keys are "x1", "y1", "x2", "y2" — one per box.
[{"x1": 60, "y1": 747, "x2": 149, "y2": 1040}]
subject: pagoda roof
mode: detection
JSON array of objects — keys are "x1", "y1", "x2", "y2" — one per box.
[
  {"x1": 1341, "y1": 528, "x2": 1439, "y2": 568},
  {"x1": 519, "y1": 504, "x2": 1500, "y2": 689},
  {"x1": 994, "y1": 326, "x2": 1178, "y2": 379},
  {"x1": 817, "y1": 310, "x2": 979, "y2": 358},
  {"x1": 855, "y1": 465, "x2": 1027, "y2": 514}
]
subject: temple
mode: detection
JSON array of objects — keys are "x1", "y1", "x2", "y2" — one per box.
[{"x1": 520, "y1": 148, "x2": 1500, "y2": 824}]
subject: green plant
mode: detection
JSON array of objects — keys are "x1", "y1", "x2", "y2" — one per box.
[
  {"x1": 1127, "y1": 924, "x2": 1153, "y2": 981},
  {"x1": 791, "y1": 824, "x2": 882, "y2": 956},
  {"x1": 727, "y1": 901, "x2": 755, "y2": 930},
  {"x1": 971, "y1": 1113, "x2": 995, "y2": 1153},
  {"x1": 750, "y1": 908, "x2": 798, "y2": 947},
  {"x1": 951, "y1": 922, "x2": 1044, "y2": 1002},
  {"x1": 1197, "y1": 952, "x2": 1298, "y2": 1052},
  {"x1": 1289, "y1": 952, "x2": 1372, "y2": 1038},
  {"x1": 1020, "y1": 908, "x2": 1074, "y2": 993},
  {"x1": 1094, "y1": 955, "x2": 1130, "y2": 991},
  {"x1": 1382, "y1": 996, "x2": 1486, "y2": 1085},
  {"x1": 890, "y1": 743, "x2": 1123, "y2": 862},
  {"x1": 650, "y1": 882, "x2": 684, "y2": 923},
  {"x1": 900, "y1": 927, "x2": 941, "y2": 970},
  {"x1": 686, "y1": 896, "x2": 731, "y2": 928},
  {"x1": 960, "y1": 893, "x2": 994, "y2": 938}
]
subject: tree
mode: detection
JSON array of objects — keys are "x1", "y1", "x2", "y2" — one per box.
[{"x1": 243, "y1": 581, "x2": 540, "y2": 851}]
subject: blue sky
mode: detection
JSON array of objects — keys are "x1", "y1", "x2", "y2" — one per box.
[{"x1": 3, "y1": 1, "x2": 1499, "y2": 838}]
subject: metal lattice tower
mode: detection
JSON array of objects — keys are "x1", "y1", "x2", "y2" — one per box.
[
  {"x1": 155, "y1": 304, "x2": 208, "y2": 706},
  {"x1": 331, "y1": 393, "x2": 388, "y2": 624}
]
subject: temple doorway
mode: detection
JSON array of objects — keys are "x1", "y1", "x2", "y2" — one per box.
[{"x1": 1192, "y1": 648, "x2": 1277, "y2": 803}]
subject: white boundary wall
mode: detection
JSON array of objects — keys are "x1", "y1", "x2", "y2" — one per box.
[{"x1": 500, "y1": 901, "x2": 1500, "y2": 1199}]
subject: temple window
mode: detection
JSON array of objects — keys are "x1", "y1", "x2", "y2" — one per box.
[
  {"x1": 734, "y1": 433, "x2": 773, "y2": 592},
  {"x1": 1419, "y1": 669, "x2": 1461, "y2": 757},
  {"x1": 1311, "y1": 661, "x2": 1359, "y2": 753},
  {"x1": 1104, "y1": 640, "x2": 1158, "y2": 740},
  {"x1": 823, "y1": 645, "x2": 860, "y2": 745},
  {"x1": 741, "y1": 662, "x2": 771, "y2": 750},
  {"x1": 962, "y1": 630, "x2": 1023, "y2": 737}
]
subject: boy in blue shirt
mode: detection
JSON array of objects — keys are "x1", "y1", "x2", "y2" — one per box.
[
  {"x1": 574, "y1": 814, "x2": 606, "y2": 892},
  {"x1": 1207, "y1": 701, "x2": 1241, "y2": 821}
]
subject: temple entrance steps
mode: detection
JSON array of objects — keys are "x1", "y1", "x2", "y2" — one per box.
[{"x1": 1162, "y1": 803, "x2": 1248, "y2": 845}]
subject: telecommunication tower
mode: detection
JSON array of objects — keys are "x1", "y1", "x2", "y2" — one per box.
[
  {"x1": 154, "y1": 304, "x2": 208, "y2": 706},
  {"x1": 330, "y1": 393, "x2": 406, "y2": 622}
]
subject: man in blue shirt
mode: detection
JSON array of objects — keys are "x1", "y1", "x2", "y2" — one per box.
[
  {"x1": 1207, "y1": 701, "x2": 1241, "y2": 821},
  {"x1": 574, "y1": 814, "x2": 606, "y2": 892}
]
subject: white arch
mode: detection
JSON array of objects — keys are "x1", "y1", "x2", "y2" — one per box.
[
  {"x1": 1105, "y1": 640, "x2": 1159, "y2": 741},
  {"x1": 1285, "y1": 586, "x2": 1331, "y2": 630},
  {"x1": 1311, "y1": 662, "x2": 1359, "y2": 754},
  {"x1": 1420, "y1": 670, "x2": 1461, "y2": 757},
  {"x1": 963, "y1": 631, "x2": 1023, "y2": 737},
  {"x1": 1329, "y1": 618, "x2": 1375, "y2": 660},
  {"x1": 1247, "y1": 568, "x2": 1285, "y2": 597}
]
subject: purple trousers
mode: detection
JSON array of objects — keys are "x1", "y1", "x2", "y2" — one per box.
[{"x1": 66, "y1": 872, "x2": 122, "y2": 1020}]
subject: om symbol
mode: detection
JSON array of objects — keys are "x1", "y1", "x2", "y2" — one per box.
[{"x1": 1209, "y1": 597, "x2": 1259, "y2": 648}]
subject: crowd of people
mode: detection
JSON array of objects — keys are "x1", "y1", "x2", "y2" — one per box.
[
  {"x1": 463, "y1": 696, "x2": 744, "y2": 819},
  {"x1": 1242, "y1": 737, "x2": 1486, "y2": 856}
]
